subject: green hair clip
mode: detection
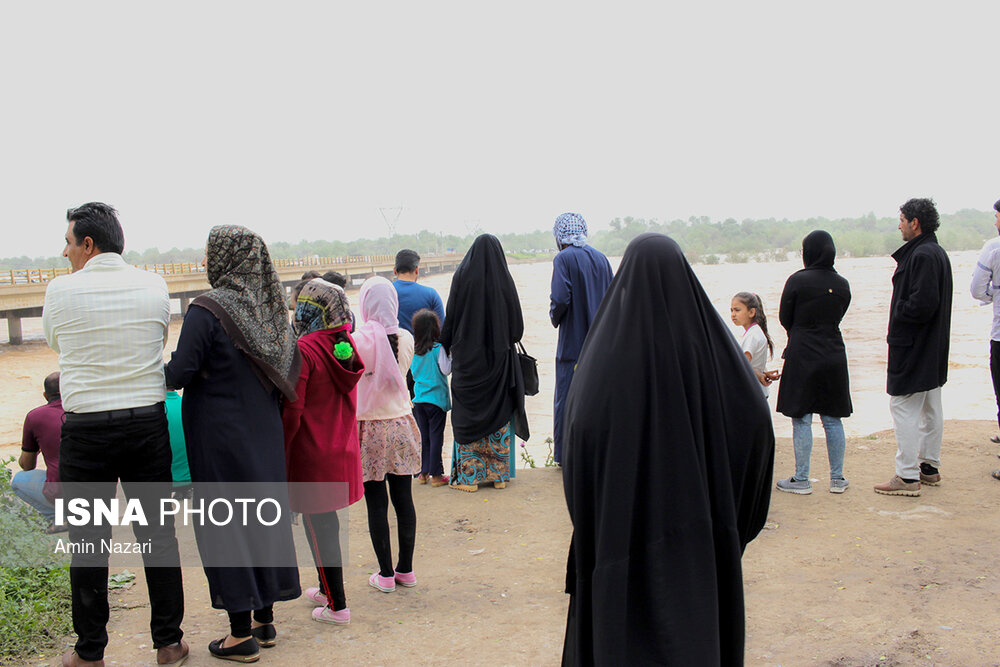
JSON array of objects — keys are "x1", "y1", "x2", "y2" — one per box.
[{"x1": 333, "y1": 341, "x2": 354, "y2": 360}]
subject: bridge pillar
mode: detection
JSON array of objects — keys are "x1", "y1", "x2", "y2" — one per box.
[
  {"x1": 7, "y1": 316, "x2": 22, "y2": 345},
  {"x1": 180, "y1": 297, "x2": 190, "y2": 315}
]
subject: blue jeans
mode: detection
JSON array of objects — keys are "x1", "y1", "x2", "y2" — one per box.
[
  {"x1": 11, "y1": 469, "x2": 56, "y2": 521},
  {"x1": 791, "y1": 414, "x2": 845, "y2": 481}
]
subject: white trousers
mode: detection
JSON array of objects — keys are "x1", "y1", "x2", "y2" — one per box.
[{"x1": 889, "y1": 386, "x2": 943, "y2": 480}]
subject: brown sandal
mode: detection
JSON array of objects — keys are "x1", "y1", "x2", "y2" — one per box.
[{"x1": 991, "y1": 469, "x2": 1000, "y2": 481}]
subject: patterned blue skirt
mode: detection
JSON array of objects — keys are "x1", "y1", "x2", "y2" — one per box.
[{"x1": 450, "y1": 418, "x2": 516, "y2": 485}]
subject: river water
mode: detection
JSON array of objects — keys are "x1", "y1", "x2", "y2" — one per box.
[
  {"x1": 4, "y1": 250, "x2": 994, "y2": 451},
  {"x1": 422, "y1": 249, "x2": 994, "y2": 446}
]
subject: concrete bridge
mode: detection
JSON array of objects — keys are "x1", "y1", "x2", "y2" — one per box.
[{"x1": 0, "y1": 254, "x2": 462, "y2": 344}]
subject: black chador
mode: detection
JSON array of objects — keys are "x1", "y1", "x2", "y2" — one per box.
[{"x1": 561, "y1": 233, "x2": 774, "y2": 666}]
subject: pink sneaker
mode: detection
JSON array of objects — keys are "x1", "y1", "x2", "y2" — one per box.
[
  {"x1": 312, "y1": 606, "x2": 350, "y2": 625},
  {"x1": 304, "y1": 586, "x2": 328, "y2": 606},
  {"x1": 394, "y1": 571, "x2": 417, "y2": 587},
  {"x1": 368, "y1": 572, "x2": 396, "y2": 592}
]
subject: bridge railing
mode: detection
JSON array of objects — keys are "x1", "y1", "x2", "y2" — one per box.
[
  {"x1": 0, "y1": 254, "x2": 434, "y2": 286},
  {"x1": 2, "y1": 267, "x2": 73, "y2": 285}
]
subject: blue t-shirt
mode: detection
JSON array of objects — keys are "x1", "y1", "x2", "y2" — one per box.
[
  {"x1": 410, "y1": 343, "x2": 451, "y2": 411},
  {"x1": 394, "y1": 280, "x2": 445, "y2": 333}
]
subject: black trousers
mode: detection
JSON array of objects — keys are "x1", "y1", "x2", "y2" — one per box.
[
  {"x1": 363, "y1": 474, "x2": 415, "y2": 577},
  {"x1": 412, "y1": 403, "x2": 446, "y2": 476},
  {"x1": 992, "y1": 340, "x2": 1000, "y2": 432},
  {"x1": 59, "y1": 411, "x2": 184, "y2": 661},
  {"x1": 303, "y1": 511, "x2": 347, "y2": 610}
]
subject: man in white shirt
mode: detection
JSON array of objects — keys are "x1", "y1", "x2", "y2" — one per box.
[
  {"x1": 970, "y1": 199, "x2": 1000, "y2": 468},
  {"x1": 43, "y1": 203, "x2": 187, "y2": 667}
]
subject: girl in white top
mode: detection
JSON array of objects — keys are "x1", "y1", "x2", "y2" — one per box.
[
  {"x1": 352, "y1": 276, "x2": 421, "y2": 593},
  {"x1": 730, "y1": 292, "x2": 778, "y2": 398}
]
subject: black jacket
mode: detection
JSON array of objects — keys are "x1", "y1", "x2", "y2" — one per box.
[
  {"x1": 887, "y1": 232, "x2": 952, "y2": 396},
  {"x1": 776, "y1": 234, "x2": 853, "y2": 418}
]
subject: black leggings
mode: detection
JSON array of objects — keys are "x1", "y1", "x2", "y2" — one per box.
[
  {"x1": 363, "y1": 474, "x2": 416, "y2": 577},
  {"x1": 227, "y1": 606, "x2": 273, "y2": 637},
  {"x1": 303, "y1": 511, "x2": 347, "y2": 611}
]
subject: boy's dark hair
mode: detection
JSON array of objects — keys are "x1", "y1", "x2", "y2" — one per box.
[
  {"x1": 411, "y1": 308, "x2": 442, "y2": 356},
  {"x1": 395, "y1": 249, "x2": 420, "y2": 274},
  {"x1": 43, "y1": 372, "x2": 60, "y2": 400},
  {"x1": 899, "y1": 198, "x2": 940, "y2": 234},
  {"x1": 387, "y1": 333, "x2": 400, "y2": 362},
  {"x1": 300, "y1": 270, "x2": 321, "y2": 281},
  {"x1": 993, "y1": 199, "x2": 1000, "y2": 213},
  {"x1": 322, "y1": 271, "x2": 347, "y2": 288},
  {"x1": 66, "y1": 202, "x2": 125, "y2": 254}
]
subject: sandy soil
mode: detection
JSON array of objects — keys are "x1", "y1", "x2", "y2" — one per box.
[
  {"x1": 3, "y1": 257, "x2": 1000, "y2": 665},
  {"x1": 4, "y1": 419, "x2": 998, "y2": 666}
]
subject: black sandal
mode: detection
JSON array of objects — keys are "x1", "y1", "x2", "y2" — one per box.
[
  {"x1": 208, "y1": 636, "x2": 259, "y2": 662},
  {"x1": 990, "y1": 435, "x2": 1000, "y2": 444},
  {"x1": 250, "y1": 623, "x2": 276, "y2": 648}
]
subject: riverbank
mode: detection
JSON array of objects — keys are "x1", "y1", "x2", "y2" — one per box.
[{"x1": 8, "y1": 419, "x2": 998, "y2": 666}]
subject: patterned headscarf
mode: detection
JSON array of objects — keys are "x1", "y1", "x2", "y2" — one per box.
[
  {"x1": 193, "y1": 224, "x2": 300, "y2": 401},
  {"x1": 294, "y1": 278, "x2": 352, "y2": 337},
  {"x1": 554, "y1": 212, "x2": 588, "y2": 247}
]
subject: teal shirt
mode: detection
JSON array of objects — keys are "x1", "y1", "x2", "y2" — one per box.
[
  {"x1": 165, "y1": 390, "x2": 191, "y2": 486},
  {"x1": 410, "y1": 343, "x2": 451, "y2": 411}
]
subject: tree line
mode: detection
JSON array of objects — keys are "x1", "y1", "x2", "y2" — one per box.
[{"x1": 2, "y1": 209, "x2": 995, "y2": 270}]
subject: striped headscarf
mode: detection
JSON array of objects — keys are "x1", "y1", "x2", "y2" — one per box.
[{"x1": 554, "y1": 212, "x2": 588, "y2": 248}]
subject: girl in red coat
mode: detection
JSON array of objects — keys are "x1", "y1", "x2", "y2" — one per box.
[{"x1": 283, "y1": 278, "x2": 365, "y2": 626}]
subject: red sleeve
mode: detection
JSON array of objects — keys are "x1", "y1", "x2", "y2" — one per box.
[{"x1": 21, "y1": 410, "x2": 40, "y2": 452}]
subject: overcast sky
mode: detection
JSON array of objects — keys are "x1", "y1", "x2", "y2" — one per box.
[{"x1": 2, "y1": 1, "x2": 997, "y2": 258}]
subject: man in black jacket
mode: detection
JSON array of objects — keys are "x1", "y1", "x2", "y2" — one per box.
[{"x1": 875, "y1": 198, "x2": 952, "y2": 497}]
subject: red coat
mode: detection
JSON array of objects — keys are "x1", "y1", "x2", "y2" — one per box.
[{"x1": 283, "y1": 326, "x2": 365, "y2": 513}]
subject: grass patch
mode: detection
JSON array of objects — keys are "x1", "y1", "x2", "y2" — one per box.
[{"x1": 0, "y1": 458, "x2": 72, "y2": 662}]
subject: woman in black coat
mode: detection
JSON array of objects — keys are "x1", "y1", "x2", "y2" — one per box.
[
  {"x1": 166, "y1": 225, "x2": 301, "y2": 661},
  {"x1": 775, "y1": 230, "x2": 852, "y2": 495}
]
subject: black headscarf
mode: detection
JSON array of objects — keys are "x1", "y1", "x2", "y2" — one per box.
[
  {"x1": 561, "y1": 233, "x2": 774, "y2": 666},
  {"x1": 440, "y1": 234, "x2": 527, "y2": 443},
  {"x1": 802, "y1": 229, "x2": 836, "y2": 270}
]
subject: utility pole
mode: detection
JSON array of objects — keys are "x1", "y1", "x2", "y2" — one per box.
[
  {"x1": 378, "y1": 207, "x2": 403, "y2": 254},
  {"x1": 463, "y1": 219, "x2": 483, "y2": 238}
]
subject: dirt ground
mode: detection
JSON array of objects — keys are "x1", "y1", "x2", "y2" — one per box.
[
  {"x1": 3, "y1": 418, "x2": 998, "y2": 666},
  {"x1": 3, "y1": 307, "x2": 1000, "y2": 665}
]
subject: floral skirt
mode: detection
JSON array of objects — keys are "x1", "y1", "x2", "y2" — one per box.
[
  {"x1": 451, "y1": 418, "x2": 516, "y2": 486},
  {"x1": 359, "y1": 415, "x2": 421, "y2": 482}
]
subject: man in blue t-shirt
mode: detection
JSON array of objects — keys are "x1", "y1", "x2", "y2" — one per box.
[{"x1": 393, "y1": 249, "x2": 445, "y2": 333}]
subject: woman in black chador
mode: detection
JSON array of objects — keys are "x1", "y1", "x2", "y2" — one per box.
[
  {"x1": 440, "y1": 234, "x2": 528, "y2": 491},
  {"x1": 561, "y1": 233, "x2": 774, "y2": 666},
  {"x1": 774, "y1": 230, "x2": 853, "y2": 495}
]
